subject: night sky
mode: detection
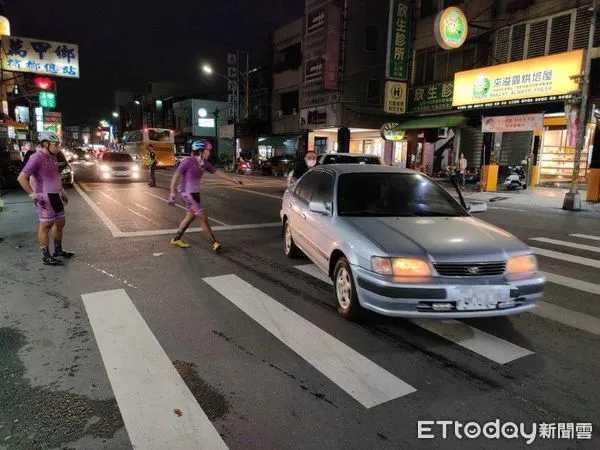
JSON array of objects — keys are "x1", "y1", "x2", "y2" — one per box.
[{"x1": 5, "y1": 0, "x2": 304, "y2": 124}]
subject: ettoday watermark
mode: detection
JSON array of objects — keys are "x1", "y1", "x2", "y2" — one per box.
[{"x1": 418, "y1": 420, "x2": 593, "y2": 445}]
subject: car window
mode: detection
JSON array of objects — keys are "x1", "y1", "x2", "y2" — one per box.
[
  {"x1": 310, "y1": 172, "x2": 334, "y2": 204},
  {"x1": 321, "y1": 154, "x2": 381, "y2": 165},
  {"x1": 103, "y1": 153, "x2": 133, "y2": 162},
  {"x1": 337, "y1": 172, "x2": 467, "y2": 217},
  {"x1": 294, "y1": 171, "x2": 320, "y2": 203}
]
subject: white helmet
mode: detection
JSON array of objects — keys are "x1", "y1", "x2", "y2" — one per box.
[{"x1": 38, "y1": 131, "x2": 61, "y2": 143}]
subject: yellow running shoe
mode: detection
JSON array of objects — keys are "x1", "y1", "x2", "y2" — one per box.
[
  {"x1": 212, "y1": 241, "x2": 222, "y2": 252},
  {"x1": 171, "y1": 239, "x2": 190, "y2": 248}
]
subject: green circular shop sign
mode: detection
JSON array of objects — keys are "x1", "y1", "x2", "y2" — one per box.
[
  {"x1": 434, "y1": 7, "x2": 468, "y2": 50},
  {"x1": 381, "y1": 123, "x2": 406, "y2": 141}
]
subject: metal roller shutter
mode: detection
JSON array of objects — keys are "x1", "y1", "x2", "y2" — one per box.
[
  {"x1": 458, "y1": 127, "x2": 483, "y2": 169},
  {"x1": 499, "y1": 131, "x2": 532, "y2": 166}
]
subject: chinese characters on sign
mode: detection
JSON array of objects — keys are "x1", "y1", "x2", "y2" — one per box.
[
  {"x1": 2, "y1": 36, "x2": 79, "y2": 79},
  {"x1": 227, "y1": 53, "x2": 237, "y2": 120},
  {"x1": 38, "y1": 91, "x2": 56, "y2": 108},
  {"x1": 384, "y1": 81, "x2": 407, "y2": 115},
  {"x1": 408, "y1": 82, "x2": 454, "y2": 113},
  {"x1": 452, "y1": 50, "x2": 584, "y2": 109},
  {"x1": 481, "y1": 114, "x2": 543, "y2": 133},
  {"x1": 323, "y1": 4, "x2": 341, "y2": 90},
  {"x1": 386, "y1": 0, "x2": 412, "y2": 80}
]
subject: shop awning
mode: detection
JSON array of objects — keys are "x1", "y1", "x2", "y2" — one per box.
[{"x1": 396, "y1": 114, "x2": 465, "y2": 130}]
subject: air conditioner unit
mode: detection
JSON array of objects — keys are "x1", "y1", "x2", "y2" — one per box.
[
  {"x1": 437, "y1": 127, "x2": 449, "y2": 139},
  {"x1": 276, "y1": 110, "x2": 283, "y2": 118}
]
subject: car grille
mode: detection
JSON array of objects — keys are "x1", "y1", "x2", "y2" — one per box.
[
  {"x1": 433, "y1": 262, "x2": 506, "y2": 277},
  {"x1": 113, "y1": 166, "x2": 129, "y2": 171}
]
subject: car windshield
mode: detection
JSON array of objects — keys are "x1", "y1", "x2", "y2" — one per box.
[
  {"x1": 103, "y1": 153, "x2": 133, "y2": 162},
  {"x1": 337, "y1": 172, "x2": 467, "y2": 217},
  {"x1": 322, "y1": 155, "x2": 381, "y2": 165}
]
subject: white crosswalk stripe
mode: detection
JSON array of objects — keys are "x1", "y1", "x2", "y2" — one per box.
[
  {"x1": 530, "y1": 237, "x2": 600, "y2": 253},
  {"x1": 203, "y1": 274, "x2": 417, "y2": 408},
  {"x1": 530, "y1": 247, "x2": 600, "y2": 269},
  {"x1": 570, "y1": 233, "x2": 600, "y2": 242}
]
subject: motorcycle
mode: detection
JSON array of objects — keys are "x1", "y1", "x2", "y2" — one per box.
[
  {"x1": 236, "y1": 159, "x2": 252, "y2": 176},
  {"x1": 504, "y1": 163, "x2": 528, "y2": 190}
]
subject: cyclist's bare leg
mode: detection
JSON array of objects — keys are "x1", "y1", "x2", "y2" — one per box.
[
  {"x1": 198, "y1": 211, "x2": 214, "y2": 242},
  {"x1": 38, "y1": 221, "x2": 53, "y2": 249}
]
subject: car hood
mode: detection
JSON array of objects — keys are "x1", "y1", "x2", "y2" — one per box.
[{"x1": 344, "y1": 216, "x2": 529, "y2": 263}]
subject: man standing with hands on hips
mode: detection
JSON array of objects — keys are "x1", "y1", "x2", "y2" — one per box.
[
  {"x1": 168, "y1": 140, "x2": 243, "y2": 252},
  {"x1": 17, "y1": 132, "x2": 74, "y2": 266}
]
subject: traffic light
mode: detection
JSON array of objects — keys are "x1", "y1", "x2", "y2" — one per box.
[{"x1": 34, "y1": 77, "x2": 53, "y2": 91}]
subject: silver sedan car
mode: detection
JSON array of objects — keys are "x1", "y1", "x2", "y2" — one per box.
[{"x1": 280, "y1": 165, "x2": 545, "y2": 320}]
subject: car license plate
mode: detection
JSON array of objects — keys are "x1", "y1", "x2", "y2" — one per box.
[
  {"x1": 450, "y1": 286, "x2": 511, "y2": 311},
  {"x1": 114, "y1": 171, "x2": 128, "y2": 176}
]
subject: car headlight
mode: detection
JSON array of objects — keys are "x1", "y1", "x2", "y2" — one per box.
[
  {"x1": 100, "y1": 165, "x2": 110, "y2": 172},
  {"x1": 132, "y1": 165, "x2": 140, "y2": 172},
  {"x1": 506, "y1": 254, "x2": 537, "y2": 279},
  {"x1": 61, "y1": 167, "x2": 71, "y2": 174},
  {"x1": 371, "y1": 257, "x2": 433, "y2": 277}
]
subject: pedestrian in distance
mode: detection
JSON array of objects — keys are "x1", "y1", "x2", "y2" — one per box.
[
  {"x1": 147, "y1": 144, "x2": 158, "y2": 187},
  {"x1": 168, "y1": 140, "x2": 243, "y2": 252},
  {"x1": 17, "y1": 132, "x2": 74, "y2": 266},
  {"x1": 459, "y1": 153, "x2": 468, "y2": 188}
]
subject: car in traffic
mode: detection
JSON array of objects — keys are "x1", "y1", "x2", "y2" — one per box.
[
  {"x1": 287, "y1": 152, "x2": 382, "y2": 186},
  {"x1": 57, "y1": 151, "x2": 74, "y2": 187},
  {"x1": 280, "y1": 165, "x2": 545, "y2": 320},
  {"x1": 261, "y1": 155, "x2": 296, "y2": 177},
  {"x1": 95, "y1": 152, "x2": 141, "y2": 181}
]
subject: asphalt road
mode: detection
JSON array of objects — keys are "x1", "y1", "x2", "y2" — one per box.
[{"x1": 1, "y1": 163, "x2": 599, "y2": 449}]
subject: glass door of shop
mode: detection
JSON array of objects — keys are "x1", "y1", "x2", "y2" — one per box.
[{"x1": 539, "y1": 127, "x2": 592, "y2": 185}]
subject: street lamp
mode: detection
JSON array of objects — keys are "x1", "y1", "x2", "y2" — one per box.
[
  {"x1": 112, "y1": 112, "x2": 119, "y2": 118},
  {"x1": 202, "y1": 64, "x2": 213, "y2": 75},
  {"x1": 134, "y1": 100, "x2": 140, "y2": 105}
]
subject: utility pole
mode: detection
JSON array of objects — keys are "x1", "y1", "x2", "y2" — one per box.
[
  {"x1": 245, "y1": 52, "x2": 250, "y2": 119},
  {"x1": 212, "y1": 107, "x2": 220, "y2": 163},
  {"x1": 563, "y1": 0, "x2": 599, "y2": 210}
]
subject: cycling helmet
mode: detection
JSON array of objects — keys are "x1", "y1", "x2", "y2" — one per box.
[
  {"x1": 191, "y1": 139, "x2": 213, "y2": 153},
  {"x1": 38, "y1": 131, "x2": 61, "y2": 143}
]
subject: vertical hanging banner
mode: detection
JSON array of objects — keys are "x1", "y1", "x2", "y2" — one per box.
[
  {"x1": 386, "y1": 0, "x2": 412, "y2": 80},
  {"x1": 564, "y1": 104, "x2": 580, "y2": 148},
  {"x1": 323, "y1": 4, "x2": 342, "y2": 90}
]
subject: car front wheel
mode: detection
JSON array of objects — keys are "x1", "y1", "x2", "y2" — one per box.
[
  {"x1": 283, "y1": 221, "x2": 301, "y2": 259},
  {"x1": 334, "y1": 257, "x2": 362, "y2": 320}
]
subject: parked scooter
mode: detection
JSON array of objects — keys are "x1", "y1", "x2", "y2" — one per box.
[{"x1": 503, "y1": 161, "x2": 528, "y2": 190}]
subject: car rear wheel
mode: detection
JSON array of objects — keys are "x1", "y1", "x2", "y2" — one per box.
[
  {"x1": 334, "y1": 258, "x2": 362, "y2": 320},
  {"x1": 283, "y1": 221, "x2": 301, "y2": 259}
]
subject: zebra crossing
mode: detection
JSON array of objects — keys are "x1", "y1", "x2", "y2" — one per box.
[{"x1": 81, "y1": 232, "x2": 600, "y2": 447}]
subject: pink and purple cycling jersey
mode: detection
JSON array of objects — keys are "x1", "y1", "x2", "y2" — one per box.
[
  {"x1": 21, "y1": 151, "x2": 61, "y2": 193},
  {"x1": 176, "y1": 157, "x2": 216, "y2": 193}
]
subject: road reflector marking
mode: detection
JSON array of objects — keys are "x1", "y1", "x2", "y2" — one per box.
[
  {"x1": 531, "y1": 247, "x2": 600, "y2": 269},
  {"x1": 82, "y1": 289, "x2": 227, "y2": 449},
  {"x1": 410, "y1": 319, "x2": 533, "y2": 364},
  {"x1": 530, "y1": 237, "x2": 600, "y2": 253},
  {"x1": 203, "y1": 274, "x2": 416, "y2": 408}
]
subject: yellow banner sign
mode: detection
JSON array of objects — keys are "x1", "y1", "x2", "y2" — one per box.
[{"x1": 452, "y1": 50, "x2": 583, "y2": 109}]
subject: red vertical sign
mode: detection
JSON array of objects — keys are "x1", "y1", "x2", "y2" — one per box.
[{"x1": 323, "y1": 4, "x2": 341, "y2": 90}]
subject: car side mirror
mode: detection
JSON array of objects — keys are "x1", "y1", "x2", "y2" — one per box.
[
  {"x1": 468, "y1": 201, "x2": 488, "y2": 214},
  {"x1": 309, "y1": 201, "x2": 331, "y2": 215}
]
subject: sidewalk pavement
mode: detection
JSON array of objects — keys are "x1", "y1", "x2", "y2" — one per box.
[{"x1": 451, "y1": 185, "x2": 600, "y2": 213}]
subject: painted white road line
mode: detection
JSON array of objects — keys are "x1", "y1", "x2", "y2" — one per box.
[
  {"x1": 570, "y1": 233, "x2": 600, "y2": 242},
  {"x1": 410, "y1": 319, "x2": 533, "y2": 364},
  {"x1": 143, "y1": 191, "x2": 228, "y2": 226},
  {"x1": 79, "y1": 182, "x2": 91, "y2": 192},
  {"x1": 97, "y1": 190, "x2": 162, "y2": 227},
  {"x1": 530, "y1": 237, "x2": 600, "y2": 253},
  {"x1": 204, "y1": 274, "x2": 416, "y2": 408},
  {"x1": 226, "y1": 186, "x2": 283, "y2": 200},
  {"x1": 533, "y1": 302, "x2": 600, "y2": 336},
  {"x1": 543, "y1": 272, "x2": 600, "y2": 296},
  {"x1": 295, "y1": 264, "x2": 333, "y2": 285},
  {"x1": 82, "y1": 289, "x2": 227, "y2": 449},
  {"x1": 489, "y1": 206, "x2": 527, "y2": 212},
  {"x1": 74, "y1": 183, "x2": 122, "y2": 237},
  {"x1": 116, "y1": 222, "x2": 282, "y2": 238},
  {"x1": 530, "y1": 247, "x2": 600, "y2": 269}
]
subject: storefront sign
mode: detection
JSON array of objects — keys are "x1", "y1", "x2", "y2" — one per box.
[
  {"x1": 43, "y1": 111, "x2": 62, "y2": 135},
  {"x1": 0, "y1": 16, "x2": 10, "y2": 36},
  {"x1": 197, "y1": 118, "x2": 215, "y2": 128},
  {"x1": 305, "y1": 58, "x2": 323, "y2": 82},
  {"x1": 482, "y1": 114, "x2": 543, "y2": 133},
  {"x1": 386, "y1": 0, "x2": 412, "y2": 80},
  {"x1": 38, "y1": 91, "x2": 56, "y2": 108},
  {"x1": 306, "y1": 9, "x2": 325, "y2": 34},
  {"x1": 408, "y1": 82, "x2": 454, "y2": 113},
  {"x1": 323, "y1": 4, "x2": 341, "y2": 90},
  {"x1": 227, "y1": 53, "x2": 237, "y2": 119},
  {"x1": 2, "y1": 36, "x2": 80, "y2": 78},
  {"x1": 453, "y1": 50, "x2": 584, "y2": 109},
  {"x1": 434, "y1": 7, "x2": 468, "y2": 50},
  {"x1": 307, "y1": 109, "x2": 327, "y2": 125},
  {"x1": 381, "y1": 123, "x2": 406, "y2": 141},
  {"x1": 15, "y1": 106, "x2": 30, "y2": 124},
  {"x1": 384, "y1": 81, "x2": 407, "y2": 115}
]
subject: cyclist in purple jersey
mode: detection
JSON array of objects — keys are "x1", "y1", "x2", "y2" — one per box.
[
  {"x1": 168, "y1": 141, "x2": 242, "y2": 251},
  {"x1": 17, "y1": 132, "x2": 74, "y2": 265}
]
